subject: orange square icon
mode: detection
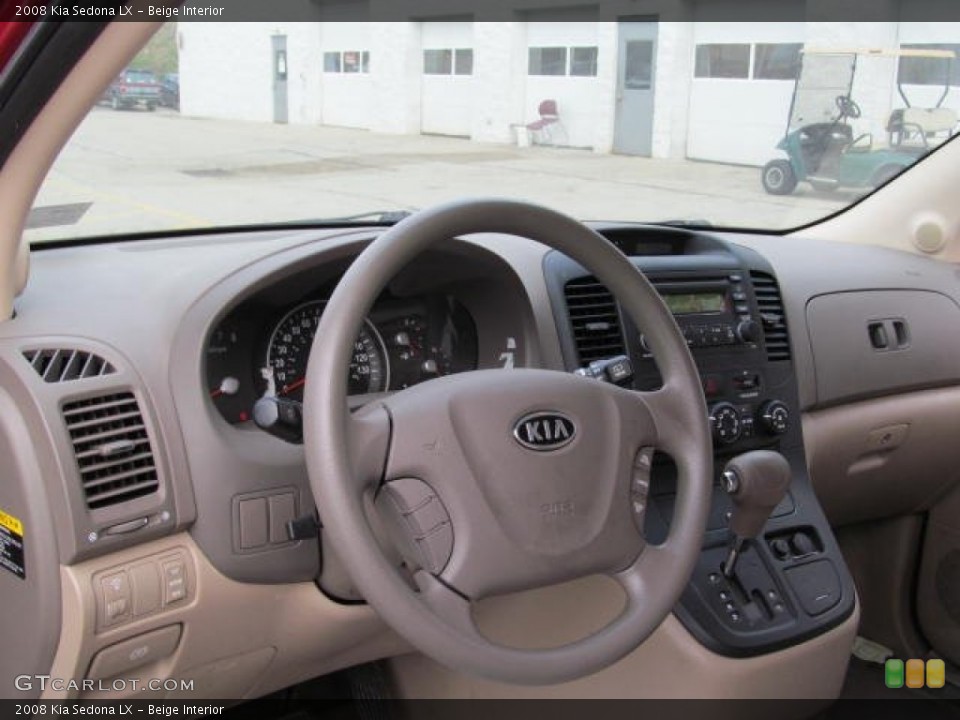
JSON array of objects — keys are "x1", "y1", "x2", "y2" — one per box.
[
  {"x1": 906, "y1": 659, "x2": 925, "y2": 688},
  {"x1": 927, "y1": 659, "x2": 946, "y2": 689}
]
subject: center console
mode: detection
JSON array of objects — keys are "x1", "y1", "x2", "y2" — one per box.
[{"x1": 545, "y1": 227, "x2": 856, "y2": 657}]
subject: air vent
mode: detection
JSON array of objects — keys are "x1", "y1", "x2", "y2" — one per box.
[
  {"x1": 563, "y1": 276, "x2": 626, "y2": 364},
  {"x1": 750, "y1": 271, "x2": 791, "y2": 362},
  {"x1": 62, "y1": 392, "x2": 159, "y2": 510},
  {"x1": 23, "y1": 348, "x2": 115, "y2": 383}
]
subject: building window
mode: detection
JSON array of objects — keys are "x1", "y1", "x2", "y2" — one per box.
[
  {"x1": 343, "y1": 51, "x2": 362, "y2": 73},
  {"x1": 323, "y1": 51, "x2": 370, "y2": 74},
  {"x1": 898, "y1": 44, "x2": 960, "y2": 86},
  {"x1": 570, "y1": 46, "x2": 598, "y2": 77},
  {"x1": 624, "y1": 40, "x2": 653, "y2": 88},
  {"x1": 529, "y1": 47, "x2": 568, "y2": 76},
  {"x1": 424, "y1": 48, "x2": 473, "y2": 76},
  {"x1": 695, "y1": 43, "x2": 750, "y2": 79},
  {"x1": 454, "y1": 48, "x2": 473, "y2": 76},
  {"x1": 323, "y1": 52, "x2": 340, "y2": 73},
  {"x1": 754, "y1": 43, "x2": 801, "y2": 80},
  {"x1": 528, "y1": 46, "x2": 598, "y2": 77},
  {"x1": 424, "y1": 49, "x2": 453, "y2": 75}
]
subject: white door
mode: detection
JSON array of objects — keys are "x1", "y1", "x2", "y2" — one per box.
[{"x1": 420, "y1": 21, "x2": 474, "y2": 137}]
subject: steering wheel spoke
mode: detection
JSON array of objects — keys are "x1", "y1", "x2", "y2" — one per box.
[
  {"x1": 346, "y1": 403, "x2": 392, "y2": 496},
  {"x1": 414, "y1": 570, "x2": 479, "y2": 636}
]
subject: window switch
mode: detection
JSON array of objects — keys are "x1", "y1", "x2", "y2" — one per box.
[
  {"x1": 100, "y1": 571, "x2": 131, "y2": 626},
  {"x1": 162, "y1": 558, "x2": 187, "y2": 605}
]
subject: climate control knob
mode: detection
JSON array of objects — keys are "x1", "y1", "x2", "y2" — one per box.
[
  {"x1": 758, "y1": 400, "x2": 790, "y2": 435},
  {"x1": 736, "y1": 319, "x2": 761, "y2": 343},
  {"x1": 710, "y1": 402, "x2": 743, "y2": 445}
]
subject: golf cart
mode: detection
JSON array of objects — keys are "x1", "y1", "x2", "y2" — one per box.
[{"x1": 761, "y1": 47, "x2": 957, "y2": 195}]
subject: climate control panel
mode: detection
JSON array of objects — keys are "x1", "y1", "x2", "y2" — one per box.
[{"x1": 709, "y1": 399, "x2": 791, "y2": 446}]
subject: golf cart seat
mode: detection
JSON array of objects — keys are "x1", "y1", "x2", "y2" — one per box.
[
  {"x1": 798, "y1": 123, "x2": 853, "y2": 175},
  {"x1": 888, "y1": 107, "x2": 958, "y2": 148}
]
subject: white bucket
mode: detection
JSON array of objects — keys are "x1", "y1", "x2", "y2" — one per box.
[{"x1": 514, "y1": 126, "x2": 530, "y2": 148}]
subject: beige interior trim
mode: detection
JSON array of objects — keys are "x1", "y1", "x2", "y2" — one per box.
[
  {"x1": 802, "y1": 386, "x2": 960, "y2": 527},
  {"x1": 797, "y1": 130, "x2": 960, "y2": 262},
  {"x1": 0, "y1": 21, "x2": 165, "y2": 319},
  {"x1": 389, "y1": 574, "x2": 859, "y2": 699},
  {"x1": 44, "y1": 533, "x2": 407, "y2": 700}
]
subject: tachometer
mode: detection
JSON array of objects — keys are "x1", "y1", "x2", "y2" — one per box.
[{"x1": 265, "y1": 300, "x2": 389, "y2": 400}]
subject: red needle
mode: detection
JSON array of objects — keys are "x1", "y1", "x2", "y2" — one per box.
[
  {"x1": 210, "y1": 389, "x2": 223, "y2": 399},
  {"x1": 279, "y1": 377, "x2": 306, "y2": 396}
]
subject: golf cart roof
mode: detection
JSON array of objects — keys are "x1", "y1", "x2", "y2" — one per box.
[{"x1": 803, "y1": 47, "x2": 956, "y2": 60}]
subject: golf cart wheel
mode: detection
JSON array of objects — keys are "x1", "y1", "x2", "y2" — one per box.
[
  {"x1": 872, "y1": 165, "x2": 903, "y2": 188},
  {"x1": 761, "y1": 160, "x2": 797, "y2": 195}
]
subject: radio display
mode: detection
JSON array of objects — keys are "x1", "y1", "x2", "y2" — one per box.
[{"x1": 663, "y1": 292, "x2": 726, "y2": 315}]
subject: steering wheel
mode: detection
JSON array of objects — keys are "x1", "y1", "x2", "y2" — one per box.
[
  {"x1": 303, "y1": 199, "x2": 712, "y2": 685},
  {"x1": 835, "y1": 95, "x2": 861, "y2": 119}
]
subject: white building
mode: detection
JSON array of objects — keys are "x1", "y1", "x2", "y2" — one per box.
[{"x1": 177, "y1": 20, "x2": 960, "y2": 166}]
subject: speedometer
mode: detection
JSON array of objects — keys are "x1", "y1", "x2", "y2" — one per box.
[{"x1": 265, "y1": 300, "x2": 389, "y2": 400}]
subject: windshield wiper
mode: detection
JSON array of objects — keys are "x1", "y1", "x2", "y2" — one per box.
[
  {"x1": 652, "y1": 218, "x2": 713, "y2": 228},
  {"x1": 281, "y1": 210, "x2": 414, "y2": 226}
]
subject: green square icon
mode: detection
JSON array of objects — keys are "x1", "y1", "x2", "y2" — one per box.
[{"x1": 885, "y1": 658, "x2": 905, "y2": 688}]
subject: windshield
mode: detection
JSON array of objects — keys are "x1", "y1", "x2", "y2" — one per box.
[{"x1": 25, "y1": 21, "x2": 960, "y2": 243}]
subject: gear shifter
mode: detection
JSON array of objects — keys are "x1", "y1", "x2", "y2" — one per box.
[{"x1": 721, "y1": 450, "x2": 791, "y2": 578}]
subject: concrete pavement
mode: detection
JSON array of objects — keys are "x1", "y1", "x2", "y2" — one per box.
[{"x1": 25, "y1": 107, "x2": 856, "y2": 243}]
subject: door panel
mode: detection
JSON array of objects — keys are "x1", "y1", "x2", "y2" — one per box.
[{"x1": 614, "y1": 22, "x2": 657, "y2": 156}]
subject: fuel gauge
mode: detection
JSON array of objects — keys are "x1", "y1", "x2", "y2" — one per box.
[{"x1": 206, "y1": 323, "x2": 254, "y2": 424}]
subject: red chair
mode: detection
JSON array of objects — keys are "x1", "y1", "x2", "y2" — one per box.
[{"x1": 519, "y1": 100, "x2": 565, "y2": 146}]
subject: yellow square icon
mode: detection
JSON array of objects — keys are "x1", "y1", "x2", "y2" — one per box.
[
  {"x1": 906, "y1": 659, "x2": 925, "y2": 688},
  {"x1": 927, "y1": 659, "x2": 946, "y2": 689}
]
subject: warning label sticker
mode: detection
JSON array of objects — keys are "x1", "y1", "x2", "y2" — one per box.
[{"x1": 0, "y1": 508, "x2": 25, "y2": 580}]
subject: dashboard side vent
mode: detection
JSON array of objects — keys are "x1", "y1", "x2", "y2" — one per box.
[
  {"x1": 563, "y1": 276, "x2": 626, "y2": 364},
  {"x1": 750, "y1": 271, "x2": 791, "y2": 362},
  {"x1": 62, "y1": 392, "x2": 159, "y2": 510},
  {"x1": 23, "y1": 348, "x2": 115, "y2": 383}
]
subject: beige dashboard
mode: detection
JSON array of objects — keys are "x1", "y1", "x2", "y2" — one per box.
[{"x1": 2, "y1": 223, "x2": 959, "y2": 699}]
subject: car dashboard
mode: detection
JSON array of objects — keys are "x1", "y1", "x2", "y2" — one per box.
[{"x1": 3, "y1": 220, "x2": 960, "y2": 699}]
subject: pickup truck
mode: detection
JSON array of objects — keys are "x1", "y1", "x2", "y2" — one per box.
[{"x1": 103, "y1": 68, "x2": 160, "y2": 111}]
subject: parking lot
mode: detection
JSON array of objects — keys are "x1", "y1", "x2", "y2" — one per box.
[{"x1": 25, "y1": 107, "x2": 856, "y2": 243}]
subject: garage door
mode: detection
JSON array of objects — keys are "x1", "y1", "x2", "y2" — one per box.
[
  {"x1": 686, "y1": 24, "x2": 803, "y2": 166},
  {"x1": 421, "y1": 21, "x2": 474, "y2": 137}
]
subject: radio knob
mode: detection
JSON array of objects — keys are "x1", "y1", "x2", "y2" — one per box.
[
  {"x1": 736, "y1": 319, "x2": 761, "y2": 343},
  {"x1": 709, "y1": 403, "x2": 743, "y2": 445},
  {"x1": 758, "y1": 400, "x2": 790, "y2": 435}
]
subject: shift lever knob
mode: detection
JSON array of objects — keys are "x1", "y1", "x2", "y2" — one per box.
[{"x1": 721, "y1": 450, "x2": 791, "y2": 577}]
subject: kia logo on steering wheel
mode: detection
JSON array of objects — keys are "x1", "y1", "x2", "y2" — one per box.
[{"x1": 513, "y1": 412, "x2": 577, "y2": 451}]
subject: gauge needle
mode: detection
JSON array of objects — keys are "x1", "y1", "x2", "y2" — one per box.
[
  {"x1": 278, "y1": 377, "x2": 306, "y2": 396},
  {"x1": 210, "y1": 376, "x2": 240, "y2": 399}
]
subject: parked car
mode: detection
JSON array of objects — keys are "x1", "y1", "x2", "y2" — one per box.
[
  {"x1": 159, "y1": 72, "x2": 179, "y2": 110},
  {"x1": 102, "y1": 68, "x2": 160, "y2": 111}
]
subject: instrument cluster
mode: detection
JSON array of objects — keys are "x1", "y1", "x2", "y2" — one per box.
[{"x1": 205, "y1": 292, "x2": 478, "y2": 427}]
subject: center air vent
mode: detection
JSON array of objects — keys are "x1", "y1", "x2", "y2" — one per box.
[
  {"x1": 750, "y1": 271, "x2": 791, "y2": 362},
  {"x1": 563, "y1": 276, "x2": 625, "y2": 364},
  {"x1": 62, "y1": 392, "x2": 159, "y2": 510},
  {"x1": 23, "y1": 348, "x2": 115, "y2": 383}
]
